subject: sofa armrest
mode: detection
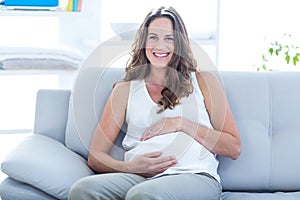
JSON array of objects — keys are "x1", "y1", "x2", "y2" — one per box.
[{"x1": 34, "y1": 89, "x2": 71, "y2": 144}]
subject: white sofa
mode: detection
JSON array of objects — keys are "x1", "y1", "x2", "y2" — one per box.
[
  {"x1": 1, "y1": 43, "x2": 300, "y2": 199},
  {"x1": 1, "y1": 67, "x2": 300, "y2": 199}
]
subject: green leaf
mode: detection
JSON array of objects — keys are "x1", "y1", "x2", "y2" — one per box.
[
  {"x1": 269, "y1": 48, "x2": 273, "y2": 55},
  {"x1": 262, "y1": 64, "x2": 267, "y2": 70},
  {"x1": 262, "y1": 54, "x2": 268, "y2": 62},
  {"x1": 285, "y1": 54, "x2": 290, "y2": 64},
  {"x1": 293, "y1": 54, "x2": 299, "y2": 66},
  {"x1": 275, "y1": 49, "x2": 280, "y2": 56}
]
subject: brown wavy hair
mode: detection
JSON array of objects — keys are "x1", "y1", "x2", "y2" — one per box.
[{"x1": 124, "y1": 6, "x2": 198, "y2": 113}]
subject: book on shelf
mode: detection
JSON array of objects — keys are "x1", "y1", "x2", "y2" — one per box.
[
  {"x1": 1, "y1": 0, "x2": 60, "y2": 11},
  {"x1": 72, "y1": 0, "x2": 77, "y2": 11},
  {"x1": 4, "y1": 0, "x2": 58, "y2": 7},
  {"x1": 66, "y1": 0, "x2": 82, "y2": 12},
  {"x1": 66, "y1": 0, "x2": 73, "y2": 11},
  {"x1": 77, "y1": 0, "x2": 82, "y2": 11}
]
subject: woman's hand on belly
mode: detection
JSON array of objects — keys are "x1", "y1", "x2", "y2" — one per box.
[
  {"x1": 127, "y1": 151, "x2": 177, "y2": 178},
  {"x1": 141, "y1": 117, "x2": 181, "y2": 141}
]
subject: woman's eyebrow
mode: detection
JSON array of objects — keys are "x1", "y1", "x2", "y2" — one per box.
[
  {"x1": 148, "y1": 33, "x2": 174, "y2": 37},
  {"x1": 148, "y1": 33, "x2": 158, "y2": 36},
  {"x1": 165, "y1": 34, "x2": 174, "y2": 37}
]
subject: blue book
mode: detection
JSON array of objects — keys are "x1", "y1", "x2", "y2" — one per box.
[
  {"x1": 72, "y1": 0, "x2": 78, "y2": 11},
  {"x1": 4, "y1": 0, "x2": 58, "y2": 7}
]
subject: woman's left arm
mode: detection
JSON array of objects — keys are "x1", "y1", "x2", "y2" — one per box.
[
  {"x1": 182, "y1": 71, "x2": 241, "y2": 160},
  {"x1": 142, "y1": 71, "x2": 241, "y2": 160}
]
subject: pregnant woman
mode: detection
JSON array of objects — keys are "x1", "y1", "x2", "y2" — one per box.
[{"x1": 69, "y1": 6, "x2": 241, "y2": 200}]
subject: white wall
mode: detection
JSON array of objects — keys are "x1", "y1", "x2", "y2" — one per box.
[{"x1": 59, "y1": 0, "x2": 101, "y2": 56}]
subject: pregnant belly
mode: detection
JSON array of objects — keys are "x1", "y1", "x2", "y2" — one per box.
[{"x1": 124, "y1": 132, "x2": 207, "y2": 162}]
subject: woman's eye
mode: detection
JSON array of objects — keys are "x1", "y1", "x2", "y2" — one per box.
[
  {"x1": 165, "y1": 37, "x2": 174, "y2": 42},
  {"x1": 148, "y1": 36, "x2": 158, "y2": 40}
]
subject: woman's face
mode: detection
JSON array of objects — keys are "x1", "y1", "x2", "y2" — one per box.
[{"x1": 145, "y1": 17, "x2": 174, "y2": 68}]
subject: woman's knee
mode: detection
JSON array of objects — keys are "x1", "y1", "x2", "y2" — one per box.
[
  {"x1": 68, "y1": 177, "x2": 96, "y2": 200},
  {"x1": 125, "y1": 184, "x2": 162, "y2": 200},
  {"x1": 68, "y1": 173, "x2": 145, "y2": 200}
]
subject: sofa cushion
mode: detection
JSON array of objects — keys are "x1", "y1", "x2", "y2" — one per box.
[
  {"x1": 1, "y1": 134, "x2": 94, "y2": 199},
  {"x1": 268, "y1": 72, "x2": 300, "y2": 190},
  {"x1": 218, "y1": 72, "x2": 271, "y2": 190},
  {"x1": 34, "y1": 89, "x2": 71, "y2": 144},
  {"x1": 218, "y1": 71, "x2": 300, "y2": 191},
  {"x1": 65, "y1": 67, "x2": 125, "y2": 159}
]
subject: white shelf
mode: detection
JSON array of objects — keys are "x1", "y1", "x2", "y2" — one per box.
[
  {"x1": 0, "y1": 0, "x2": 101, "y2": 56},
  {"x1": 0, "y1": 7, "x2": 81, "y2": 16}
]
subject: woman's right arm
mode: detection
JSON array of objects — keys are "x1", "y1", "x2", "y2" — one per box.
[
  {"x1": 87, "y1": 81, "x2": 177, "y2": 176},
  {"x1": 87, "y1": 81, "x2": 130, "y2": 173}
]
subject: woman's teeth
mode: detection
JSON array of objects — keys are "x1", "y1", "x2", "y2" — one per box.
[{"x1": 154, "y1": 52, "x2": 168, "y2": 57}]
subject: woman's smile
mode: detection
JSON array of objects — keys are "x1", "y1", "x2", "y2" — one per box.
[{"x1": 153, "y1": 52, "x2": 170, "y2": 58}]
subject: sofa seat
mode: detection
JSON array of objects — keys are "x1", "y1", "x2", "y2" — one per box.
[
  {"x1": 0, "y1": 178, "x2": 56, "y2": 200},
  {"x1": 222, "y1": 191, "x2": 300, "y2": 200}
]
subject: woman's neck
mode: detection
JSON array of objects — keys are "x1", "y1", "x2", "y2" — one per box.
[{"x1": 145, "y1": 67, "x2": 167, "y2": 86}]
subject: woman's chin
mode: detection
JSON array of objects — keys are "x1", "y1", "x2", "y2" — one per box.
[{"x1": 151, "y1": 62, "x2": 169, "y2": 68}]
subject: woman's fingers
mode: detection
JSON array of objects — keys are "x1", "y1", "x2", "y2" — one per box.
[
  {"x1": 146, "y1": 153, "x2": 177, "y2": 172},
  {"x1": 134, "y1": 151, "x2": 177, "y2": 177},
  {"x1": 144, "y1": 151, "x2": 163, "y2": 158},
  {"x1": 142, "y1": 127, "x2": 161, "y2": 140},
  {"x1": 141, "y1": 117, "x2": 180, "y2": 141}
]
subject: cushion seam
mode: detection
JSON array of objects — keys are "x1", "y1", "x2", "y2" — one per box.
[{"x1": 267, "y1": 73, "x2": 274, "y2": 190}]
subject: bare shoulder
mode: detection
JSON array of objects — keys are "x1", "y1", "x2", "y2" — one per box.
[
  {"x1": 112, "y1": 81, "x2": 131, "y2": 96},
  {"x1": 195, "y1": 71, "x2": 223, "y2": 93},
  {"x1": 113, "y1": 81, "x2": 130, "y2": 90},
  {"x1": 195, "y1": 71, "x2": 220, "y2": 83},
  {"x1": 109, "y1": 81, "x2": 131, "y2": 107}
]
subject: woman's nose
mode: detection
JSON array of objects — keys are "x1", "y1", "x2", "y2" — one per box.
[{"x1": 154, "y1": 38, "x2": 166, "y2": 49}]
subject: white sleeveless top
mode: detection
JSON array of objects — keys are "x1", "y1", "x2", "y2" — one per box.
[{"x1": 122, "y1": 72, "x2": 220, "y2": 182}]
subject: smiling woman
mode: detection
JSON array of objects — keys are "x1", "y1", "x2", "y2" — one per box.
[{"x1": 68, "y1": 6, "x2": 240, "y2": 200}]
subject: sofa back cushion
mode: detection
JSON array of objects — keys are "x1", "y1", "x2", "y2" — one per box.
[
  {"x1": 218, "y1": 71, "x2": 300, "y2": 192},
  {"x1": 65, "y1": 67, "x2": 125, "y2": 159}
]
